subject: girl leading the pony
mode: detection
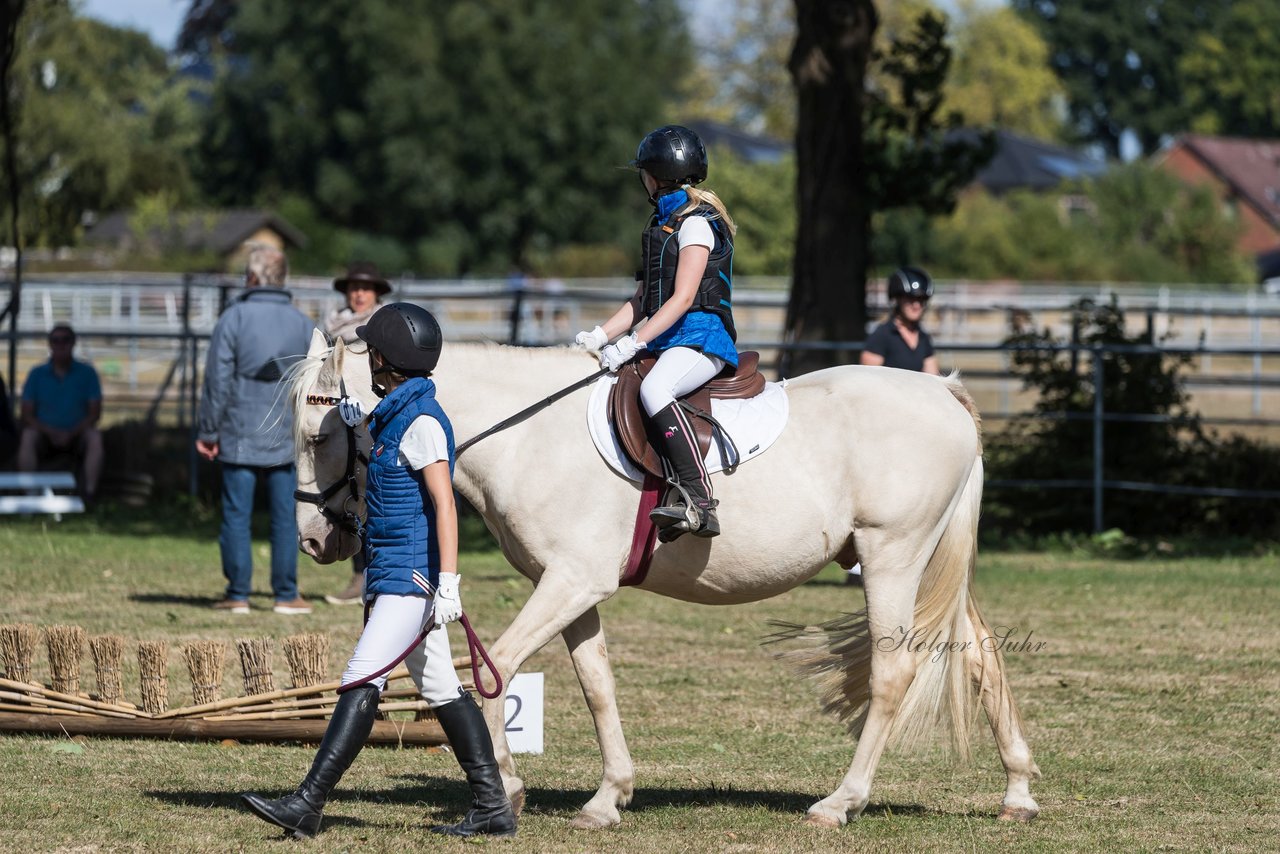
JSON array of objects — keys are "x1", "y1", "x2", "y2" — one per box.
[{"x1": 576, "y1": 124, "x2": 737, "y2": 541}]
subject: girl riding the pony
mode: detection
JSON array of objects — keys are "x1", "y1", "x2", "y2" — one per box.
[{"x1": 576, "y1": 124, "x2": 738, "y2": 541}]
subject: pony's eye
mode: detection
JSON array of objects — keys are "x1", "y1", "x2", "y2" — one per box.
[{"x1": 310, "y1": 434, "x2": 328, "y2": 447}]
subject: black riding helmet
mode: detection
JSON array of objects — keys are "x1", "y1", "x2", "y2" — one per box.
[
  {"x1": 630, "y1": 125, "x2": 708, "y2": 186},
  {"x1": 887, "y1": 266, "x2": 934, "y2": 301},
  {"x1": 356, "y1": 302, "x2": 443, "y2": 376}
]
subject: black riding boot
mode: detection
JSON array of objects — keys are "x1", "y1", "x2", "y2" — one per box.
[
  {"x1": 240, "y1": 684, "x2": 379, "y2": 838},
  {"x1": 430, "y1": 691, "x2": 517, "y2": 837},
  {"x1": 647, "y1": 402, "x2": 719, "y2": 542}
]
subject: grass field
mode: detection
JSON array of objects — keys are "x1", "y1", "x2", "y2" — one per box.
[{"x1": 1, "y1": 508, "x2": 1277, "y2": 853}]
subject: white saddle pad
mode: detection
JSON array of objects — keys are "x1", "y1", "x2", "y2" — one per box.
[{"x1": 587, "y1": 374, "x2": 789, "y2": 482}]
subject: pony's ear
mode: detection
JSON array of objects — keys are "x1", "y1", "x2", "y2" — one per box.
[
  {"x1": 307, "y1": 328, "x2": 330, "y2": 358},
  {"x1": 317, "y1": 337, "x2": 346, "y2": 394}
]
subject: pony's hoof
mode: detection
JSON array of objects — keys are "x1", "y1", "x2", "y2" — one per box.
[
  {"x1": 803, "y1": 812, "x2": 843, "y2": 828},
  {"x1": 569, "y1": 810, "x2": 619, "y2": 830},
  {"x1": 998, "y1": 805, "x2": 1039, "y2": 822},
  {"x1": 507, "y1": 784, "x2": 526, "y2": 817}
]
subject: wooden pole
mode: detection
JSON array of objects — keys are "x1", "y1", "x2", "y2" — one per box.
[
  {"x1": 207, "y1": 700, "x2": 432, "y2": 722},
  {"x1": 0, "y1": 702, "x2": 84, "y2": 716},
  {"x1": 0, "y1": 677, "x2": 150, "y2": 718},
  {"x1": 0, "y1": 690, "x2": 137, "y2": 719},
  {"x1": 154, "y1": 666, "x2": 414, "y2": 718},
  {"x1": 0, "y1": 711, "x2": 445, "y2": 746}
]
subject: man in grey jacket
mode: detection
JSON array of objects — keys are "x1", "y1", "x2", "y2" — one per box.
[{"x1": 197, "y1": 246, "x2": 316, "y2": 614}]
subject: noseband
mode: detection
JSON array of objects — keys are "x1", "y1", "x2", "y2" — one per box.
[{"x1": 294, "y1": 378, "x2": 369, "y2": 539}]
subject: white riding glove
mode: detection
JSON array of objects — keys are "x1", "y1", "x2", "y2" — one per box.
[
  {"x1": 434, "y1": 573, "x2": 463, "y2": 627},
  {"x1": 600, "y1": 333, "x2": 644, "y2": 373},
  {"x1": 574, "y1": 326, "x2": 608, "y2": 350},
  {"x1": 337, "y1": 396, "x2": 366, "y2": 427}
]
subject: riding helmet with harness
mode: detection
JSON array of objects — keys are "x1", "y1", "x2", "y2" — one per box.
[
  {"x1": 631, "y1": 124, "x2": 708, "y2": 187},
  {"x1": 356, "y1": 303, "x2": 443, "y2": 398}
]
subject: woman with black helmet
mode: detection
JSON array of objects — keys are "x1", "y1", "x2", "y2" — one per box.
[
  {"x1": 241, "y1": 303, "x2": 516, "y2": 840},
  {"x1": 860, "y1": 266, "x2": 941, "y2": 375},
  {"x1": 575, "y1": 124, "x2": 738, "y2": 541}
]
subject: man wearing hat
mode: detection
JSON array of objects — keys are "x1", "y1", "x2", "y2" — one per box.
[
  {"x1": 323, "y1": 262, "x2": 391, "y2": 605},
  {"x1": 325, "y1": 261, "x2": 392, "y2": 345}
]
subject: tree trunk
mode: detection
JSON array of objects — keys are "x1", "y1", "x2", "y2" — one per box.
[
  {"x1": 1, "y1": 1, "x2": 26, "y2": 410},
  {"x1": 783, "y1": 0, "x2": 877, "y2": 377}
]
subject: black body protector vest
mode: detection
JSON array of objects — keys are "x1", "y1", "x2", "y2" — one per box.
[{"x1": 639, "y1": 203, "x2": 737, "y2": 341}]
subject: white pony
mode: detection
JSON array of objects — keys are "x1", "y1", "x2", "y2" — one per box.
[{"x1": 289, "y1": 331, "x2": 1040, "y2": 829}]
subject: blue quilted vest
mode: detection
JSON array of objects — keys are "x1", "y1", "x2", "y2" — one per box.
[{"x1": 364, "y1": 377, "x2": 456, "y2": 597}]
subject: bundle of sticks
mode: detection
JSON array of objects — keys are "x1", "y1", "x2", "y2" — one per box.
[{"x1": 0, "y1": 623, "x2": 472, "y2": 747}]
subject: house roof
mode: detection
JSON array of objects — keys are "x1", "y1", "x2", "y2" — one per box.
[
  {"x1": 1166, "y1": 134, "x2": 1280, "y2": 229},
  {"x1": 84, "y1": 209, "x2": 308, "y2": 253},
  {"x1": 950, "y1": 129, "x2": 1107, "y2": 194}
]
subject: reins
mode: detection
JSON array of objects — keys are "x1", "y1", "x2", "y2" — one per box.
[{"x1": 455, "y1": 367, "x2": 608, "y2": 456}]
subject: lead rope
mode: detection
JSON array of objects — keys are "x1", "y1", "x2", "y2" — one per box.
[{"x1": 337, "y1": 603, "x2": 503, "y2": 699}]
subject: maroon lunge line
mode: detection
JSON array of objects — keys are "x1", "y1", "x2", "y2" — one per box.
[
  {"x1": 460, "y1": 613, "x2": 503, "y2": 699},
  {"x1": 337, "y1": 604, "x2": 504, "y2": 700}
]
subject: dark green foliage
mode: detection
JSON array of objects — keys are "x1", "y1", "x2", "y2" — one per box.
[
  {"x1": 1010, "y1": 0, "x2": 1229, "y2": 157},
  {"x1": 985, "y1": 298, "x2": 1280, "y2": 537},
  {"x1": 1179, "y1": 0, "x2": 1280, "y2": 136},
  {"x1": 863, "y1": 12, "x2": 994, "y2": 220},
  {"x1": 197, "y1": 0, "x2": 686, "y2": 276}
]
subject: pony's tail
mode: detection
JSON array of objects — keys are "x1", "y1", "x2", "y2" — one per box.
[
  {"x1": 765, "y1": 456, "x2": 985, "y2": 759},
  {"x1": 886, "y1": 455, "x2": 983, "y2": 758}
]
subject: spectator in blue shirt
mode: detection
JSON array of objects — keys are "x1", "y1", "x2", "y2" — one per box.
[{"x1": 18, "y1": 324, "x2": 104, "y2": 503}]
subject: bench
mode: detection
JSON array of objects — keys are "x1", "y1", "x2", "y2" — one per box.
[{"x1": 0, "y1": 472, "x2": 85, "y2": 517}]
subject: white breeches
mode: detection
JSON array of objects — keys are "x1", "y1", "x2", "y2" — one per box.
[
  {"x1": 340, "y1": 593, "x2": 463, "y2": 707},
  {"x1": 639, "y1": 346, "x2": 726, "y2": 416}
]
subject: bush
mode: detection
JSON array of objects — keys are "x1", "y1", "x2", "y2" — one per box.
[{"x1": 984, "y1": 297, "x2": 1280, "y2": 537}]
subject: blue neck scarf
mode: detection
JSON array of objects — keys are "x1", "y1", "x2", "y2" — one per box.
[{"x1": 655, "y1": 188, "x2": 689, "y2": 225}]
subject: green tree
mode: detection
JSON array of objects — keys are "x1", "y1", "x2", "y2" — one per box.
[
  {"x1": 1011, "y1": 0, "x2": 1229, "y2": 158},
  {"x1": 704, "y1": 146, "x2": 795, "y2": 276},
  {"x1": 786, "y1": 6, "x2": 990, "y2": 375},
  {"x1": 926, "y1": 163, "x2": 1251, "y2": 283},
  {"x1": 681, "y1": 0, "x2": 795, "y2": 139},
  {"x1": 1090, "y1": 163, "x2": 1250, "y2": 283},
  {"x1": 1179, "y1": 0, "x2": 1280, "y2": 137},
  {"x1": 0, "y1": 3, "x2": 196, "y2": 247},
  {"x1": 198, "y1": 0, "x2": 687, "y2": 275},
  {"x1": 944, "y1": 4, "x2": 1066, "y2": 140}
]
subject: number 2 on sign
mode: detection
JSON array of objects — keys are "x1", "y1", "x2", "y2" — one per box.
[
  {"x1": 500, "y1": 672, "x2": 544, "y2": 754},
  {"x1": 504, "y1": 694, "x2": 523, "y2": 732}
]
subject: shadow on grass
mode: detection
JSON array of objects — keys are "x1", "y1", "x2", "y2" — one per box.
[
  {"x1": 129, "y1": 593, "x2": 225, "y2": 607},
  {"x1": 147, "y1": 779, "x2": 936, "y2": 824}
]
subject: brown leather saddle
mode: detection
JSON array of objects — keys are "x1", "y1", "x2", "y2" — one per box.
[{"x1": 608, "y1": 351, "x2": 766, "y2": 479}]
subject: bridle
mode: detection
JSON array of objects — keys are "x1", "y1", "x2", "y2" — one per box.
[{"x1": 293, "y1": 378, "x2": 369, "y2": 539}]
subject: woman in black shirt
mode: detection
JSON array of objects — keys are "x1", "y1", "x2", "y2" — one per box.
[{"x1": 860, "y1": 266, "x2": 940, "y2": 375}]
